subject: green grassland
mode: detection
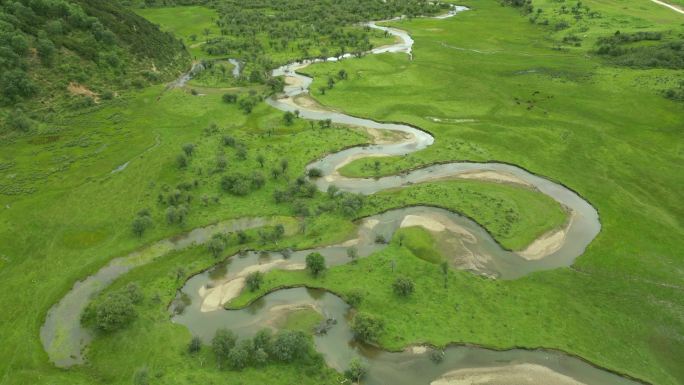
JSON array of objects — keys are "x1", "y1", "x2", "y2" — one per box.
[
  {"x1": 0, "y1": 75, "x2": 567, "y2": 384},
  {"x1": 288, "y1": 0, "x2": 684, "y2": 383},
  {"x1": 134, "y1": 5, "x2": 396, "y2": 68},
  {"x1": 135, "y1": 6, "x2": 222, "y2": 60},
  {"x1": 1, "y1": 0, "x2": 682, "y2": 384}
]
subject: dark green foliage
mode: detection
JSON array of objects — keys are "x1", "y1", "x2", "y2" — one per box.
[
  {"x1": 346, "y1": 289, "x2": 363, "y2": 307},
  {"x1": 253, "y1": 328, "x2": 272, "y2": 352},
  {"x1": 207, "y1": 236, "x2": 225, "y2": 258},
  {"x1": 93, "y1": 292, "x2": 137, "y2": 332},
  {"x1": 188, "y1": 336, "x2": 202, "y2": 354},
  {"x1": 3, "y1": 108, "x2": 33, "y2": 132},
  {"x1": 182, "y1": 143, "x2": 195, "y2": 156},
  {"x1": 245, "y1": 271, "x2": 263, "y2": 291},
  {"x1": 270, "y1": 330, "x2": 308, "y2": 362},
  {"x1": 307, "y1": 168, "x2": 322, "y2": 178},
  {"x1": 500, "y1": 0, "x2": 533, "y2": 14},
  {"x1": 222, "y1": 93, "x2": 238, "y2": 103},
  {"x1": 305, "y1": 252, "x2": 326, "y2": 276},
  {"x1": 131, "y1": 210, "x2": 153, "y2": 237},
  {"x1": 393, "y1": 277, "x2": 415, "y2": 297},
  {"x1": 221, "y1": 173, "x2": 263, "y2": 196},
  {"x1": 664, "y1": 81, "x2": 684, "y2": 101},
  {"x1": 344, "y1": 358, "x2": 368, "y2": 382},
  {"x1": 212, "y1": 328, "x2": 237, "y2": 368},
  {"x1": 283, "y1": 111, "x2": 295, "y2": 126},
  {"x1": 350, "y1": 312, "x2": 384, "y2": 343},
  {"x1": 228, "y1": 341, "x2": 251, "y2": 370},
  {"x1": 176, "y1": 153, "x2": 188, "y2": 169},
  {"x1": 200, "y1": 0, "x2": 446, "y2": 75},
  {"x1": 595, "y1": 31, "x2": 683, "y2": 69},
  {"x1": 0, "y1": 0, "x2": 188, "y2": 108}
]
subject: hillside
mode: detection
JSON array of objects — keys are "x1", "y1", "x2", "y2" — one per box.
[{"x1": 0, "y1": 0, "x2": 190, "y2": 133}]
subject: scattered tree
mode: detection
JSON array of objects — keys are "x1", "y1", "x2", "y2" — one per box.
[
  {"x1": 246, "y1": 271, "x2": 263, "y2": 292},
  {"x1": 306, "y1": 252, "x2": 326, "y2": 276},
  {"x1": 351, "y1": 312, "x2": 384, "y2": 343}
]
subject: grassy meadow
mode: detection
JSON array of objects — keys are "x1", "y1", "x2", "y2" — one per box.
[
  {"x1": 294, "y1": 0, "x2": 684, "y2": 383},
  {"x1": 0, "y1": 1, "x2": 682, "y2": 384}
]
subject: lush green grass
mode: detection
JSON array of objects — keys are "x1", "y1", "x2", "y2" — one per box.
[
  {"x1": 187, "y1": 60, "x2": 237, "y2": 88},
  {"x1": 292, "y1": 0, "x2": 684, "y2": 383},
  {"x1": 361, "y1": 180, "x2": 567, "y2": 251},
  {"x1": 0, "y1": 71, "x2": 566, "y2": 384},
  {"x1": 134, "y1": 5, "x2": 396, "y2": 68},
  {"x1": 0, "y1": 86, "x2": 368, "y2": 384},
  {"x1": 2, "y1": 0, "x2": 681, "y2": 384},
  {"x1": 395, "y1": 226, "x2": 445, "y2": 264},
  {"x1": 135, "y1": 6, "x2": 221, "y2": 60}
]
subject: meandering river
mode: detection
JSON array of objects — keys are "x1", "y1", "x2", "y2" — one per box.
[{"x1": 41, "y1": 5, "x2": 642, "y2": 385}]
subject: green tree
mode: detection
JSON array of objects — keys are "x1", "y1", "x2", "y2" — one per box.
[
  {"x1": 283, "y1": 111, "x2": 295, "y2": 126},
  {"x1": 270, "y1": 330, "x2": 308, "y2": 362},
  {"x1": 228, "y1": 342, "x2": 250, "y2": 370},
  {"x1": 208, "y1": 237, "x2": 225, "y2": 258},
  {"x1": 305, "y1": 252, "x2": 326, "y2": 277},
  {"x1": 1, "y1": 70, "x2": 37, "y2": 102},
  {"x1": 131, "y1": 213, "x2": 152, "y2": 237},
  {"x1": 246, "y1": 271, "x2": 263, "y2": 291},
  {"x1": 351, "y1": 312, "x2": 384, "y2": 343},
  {"x1": 36, "y1": 38, "x2": 56, "y2": 66},
  {"x1": 94, "y1": 293, "x2": 137, "y2": 332},
  {"x1": 212, "y1": 328, "x2": 237, "y2": 368}
]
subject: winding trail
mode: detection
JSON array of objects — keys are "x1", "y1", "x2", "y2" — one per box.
[{"x1": 40, "y1": 5, "x2": 638, "y2": 385}]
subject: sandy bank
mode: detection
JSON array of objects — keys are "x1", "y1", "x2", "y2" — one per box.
[
  {"x1": 199, "y1": 259, "x2": 304, "y2": 312},
  {"x1": 517, "y1": 211, "x2": 575, "y2": 260},
  {"x1": 431, "y1": 363, "x2": 585, "y2": 385}
]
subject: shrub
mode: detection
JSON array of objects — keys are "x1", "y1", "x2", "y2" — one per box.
[
  {"x1": 344, "y1": 358, "x2": 368, "y2": 382},
  {"x1": 222, "y1": 93, "x2": 238, "y2": 103},
  {"x1": 176, "y1": 154, "x2": 188, "y2": 169},
  {"x1": 393, "y1": 277, "x2": 415, "y2": 297},
  {"x1": 307, "y1": 168, "x2": 323, "y2": 178},
  {"x1": 430, "y1": 349, "x2": 445, "y2": 363},
  {"x1": 188, "y1": 336, "x2": 202, "y2": 354},
  {"x1": 346, "y1": 289, "x2": 364, "y2": 307},
  {"x1": 182, "y1": 143, "x2": 195, "y2": 156}
]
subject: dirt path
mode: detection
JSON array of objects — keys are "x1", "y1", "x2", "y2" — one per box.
[{"x1": 650, "y1": 0, "x2": 684, "y2": 14}]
